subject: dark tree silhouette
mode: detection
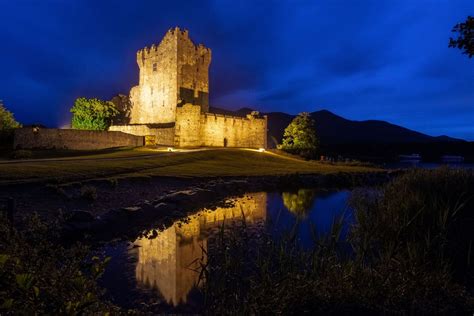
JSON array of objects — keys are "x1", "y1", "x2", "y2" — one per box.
[{"x1": 449, "y1": 16, "x2": 474, "y2": 58}]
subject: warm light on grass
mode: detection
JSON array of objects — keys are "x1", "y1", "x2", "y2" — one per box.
[
  {"x1": 0, "y1": 149, "x2": 380, "y2": 185},
  {"x1": 258, "y1": 148, "x2": 265, "y2": 152}
]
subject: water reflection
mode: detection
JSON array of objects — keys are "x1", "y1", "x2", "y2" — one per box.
[
  {"x1": 282, "y1": 189, "x2": 317, "y2": 218},
  {"x1": 104, "y1": 189, "x2": 351, "y2": 309},
  {"x1": 132, "y1": 193, "x2": 267, "y2": 306}
]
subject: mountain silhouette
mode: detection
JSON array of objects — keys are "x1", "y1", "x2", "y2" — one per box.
[{"x1": 210, "y1": 106, "x2": 463, "y2": 148}]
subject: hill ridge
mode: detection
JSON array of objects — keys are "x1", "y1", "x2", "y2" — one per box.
[{"x1": 209, "y1": 106, "x2": 464, "y2": 146}]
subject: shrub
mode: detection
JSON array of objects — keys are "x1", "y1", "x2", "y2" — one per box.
[
  {"x1": 0, "y1": 101, "x2": 21, "y2": 148},
  {"x1": 10, "y1": 149, "x2": 32, "y2": 160},
  {"x1": 0, "y1": 214, "x2": 119, "y2": 314}
]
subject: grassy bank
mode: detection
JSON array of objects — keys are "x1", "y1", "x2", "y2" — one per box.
[
  {"x1": 201, "y1": 167, "x2": 474, "y2": 314},
  {"x1": 0, "y1": 148, "x2": 378, "y2": 185}
]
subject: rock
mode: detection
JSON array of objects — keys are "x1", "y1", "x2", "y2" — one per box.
[
  {"x1": 123, "y1": 206, "x2": 142, "y2": 212},
  {"x1": 154, "y1": 190, "x2": 200, "y2": 209}
]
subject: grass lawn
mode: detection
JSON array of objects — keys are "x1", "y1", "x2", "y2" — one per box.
[
  {"x1": 0, "y1": 148, "x2": 380, "y2": 185},
  {"x1": 0, "y1": 146, "x2": 155, "y2": 161}
]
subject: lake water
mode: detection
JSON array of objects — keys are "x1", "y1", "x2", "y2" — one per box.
[
  {"x1": 383, "y1": 161, "x2": 474, "y2": 169},
  {"x1": 100, "y1": 189, "x2": 352, "y2": 311}
]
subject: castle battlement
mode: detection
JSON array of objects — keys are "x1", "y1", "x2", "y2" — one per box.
[
  {"x1": 136, "y1": 27, "x2": 211, "y2": 61},
  {"x1": 201, "y1": 112, "x2": 265, "y2": 122},
  {"x1": 110, "y1": 27, "x2": 267, "y2": 149}
]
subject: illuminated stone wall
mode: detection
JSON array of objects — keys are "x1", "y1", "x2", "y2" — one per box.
[
  {"x1": 13, "y1": 128, "x2": 144, "y2": 150},
  {"x1": 109, "y1": 124, "x2": 175, "y2": 146},
  {"x1": 129, "y1": 27, "x2": 210, "y2": 124},
  {"x1": 133, "y1": 193, "x2": 267, "y2": 305},
  {"x1": 176, "y1": 30, "x2": 211, "y2": 112},
  {"x1": 175, "y1": 103, "x2": 202, "y2": 147},
  {"x1": 175, "y1": 103, "x2": 267, "y2": 148},
  {"x1": 200, "y1": 112, "x2": 267, "y2": 148},
  {"x1": 110, "y1": 27, "x2": 267, "y2": 149}
]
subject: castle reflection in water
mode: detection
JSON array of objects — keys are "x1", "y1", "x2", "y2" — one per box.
[{"x1": 131, "y1": 193, "x2": 268, "y2": 306}]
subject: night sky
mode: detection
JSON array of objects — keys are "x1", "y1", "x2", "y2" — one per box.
[{"x1": 1, "y1": 0, "x2": 473, "y2": 140}]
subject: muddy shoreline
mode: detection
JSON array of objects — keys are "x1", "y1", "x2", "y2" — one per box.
[{"x1": 44, "y1": 170, "x2": 400, "y2": 242}]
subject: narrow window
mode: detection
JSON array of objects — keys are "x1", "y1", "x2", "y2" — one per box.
[{"x1": 153, "y1": 63, "x2": 157, "y2": 72}]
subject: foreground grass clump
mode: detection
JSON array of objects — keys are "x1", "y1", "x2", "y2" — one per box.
[
  {"x1": 0, "y1": 215, "x2": 119, "y2": 314},
  {"x1": 200, "y1": 168, "x2": 474, "y2": 314},
  {"x1": 351, "y1": 167, "x2": 474, "y2": 285}
]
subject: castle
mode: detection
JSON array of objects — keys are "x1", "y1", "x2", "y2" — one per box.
[{"x1": 109, "y1": 27, "x2": 267, "y2": 148}]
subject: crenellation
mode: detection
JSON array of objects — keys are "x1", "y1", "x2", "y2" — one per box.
[{"x1": 110, "y1": 27, "x2": 267, "y2": 149}]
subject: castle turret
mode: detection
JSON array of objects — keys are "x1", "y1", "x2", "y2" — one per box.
[{"x1": 129, "y1": 27, "x2": 211, "y2": 124}]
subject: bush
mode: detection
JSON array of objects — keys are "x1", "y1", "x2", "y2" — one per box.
[
  {"x1": 0, "y1": 101, "x2": 21, "y2": 149},
  {"x1": 0, "y1": 214, "x2": 119, "y2": 314},
  {"x1": 10, "y1": 150, "x2": 32, "y2": 160}
]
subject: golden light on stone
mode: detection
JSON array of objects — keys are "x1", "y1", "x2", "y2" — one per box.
[
  {"x1": 131, "y1": 193, "x2": 267, "y2": 306},
  {"x1": 109, "y1": 27, "x2": 267, "y2": 149}
]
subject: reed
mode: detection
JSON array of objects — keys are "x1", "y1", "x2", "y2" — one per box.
[{"x1": 199, "y1": 167, "x2": 474, "y2": 314}]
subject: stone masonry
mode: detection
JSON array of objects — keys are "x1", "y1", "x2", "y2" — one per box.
[{"x1": 110, "y1": 27, "x2": 267, "y2": 148}]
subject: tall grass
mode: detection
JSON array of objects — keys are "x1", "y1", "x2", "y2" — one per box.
[
  {"x1": 350, "y1": 167, "x2": 474, "y2": 283},
  {"x1": 199, "y1": 168, "x2": 474, "y2": 314},
  {"x1": 0, "y1": 214, "x2": 119, "y2": 314}
]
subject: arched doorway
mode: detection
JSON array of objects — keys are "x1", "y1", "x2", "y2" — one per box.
[{"x1": 223, "y1": 138, "x2": 228, "y2": 147}]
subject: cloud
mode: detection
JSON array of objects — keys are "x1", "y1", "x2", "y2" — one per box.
[{"x1": 0, "y1": 0, "x2": 473, "y2": 139}]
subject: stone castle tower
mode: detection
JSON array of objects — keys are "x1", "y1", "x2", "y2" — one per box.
[
  {"x1": 129, "y1": 27, "x2": 211, "y2": 124},
  {"x1": 110, "y1": 27, "x2": 267, "y2": 149}
]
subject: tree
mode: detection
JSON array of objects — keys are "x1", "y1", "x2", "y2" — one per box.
[
  {"x1": 449, "y1": 16, "x2": 474, "y2": 58},
  {"x1": 70, "y1": 97, "x2": 118, "y2": 131},
  {"x1": 109, "y1": 94, "x2": 132, "y2": 125},
  {"x1": 278, "y1": 112, "x2": 319, "y2": 159},
  {"x1": 0, "y1": 100, "x2": 21, "y2": 131}
]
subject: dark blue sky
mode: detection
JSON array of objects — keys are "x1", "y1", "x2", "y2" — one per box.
[{"x1": 1, "y1": 0, "x2": 473, "y2": 139}]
